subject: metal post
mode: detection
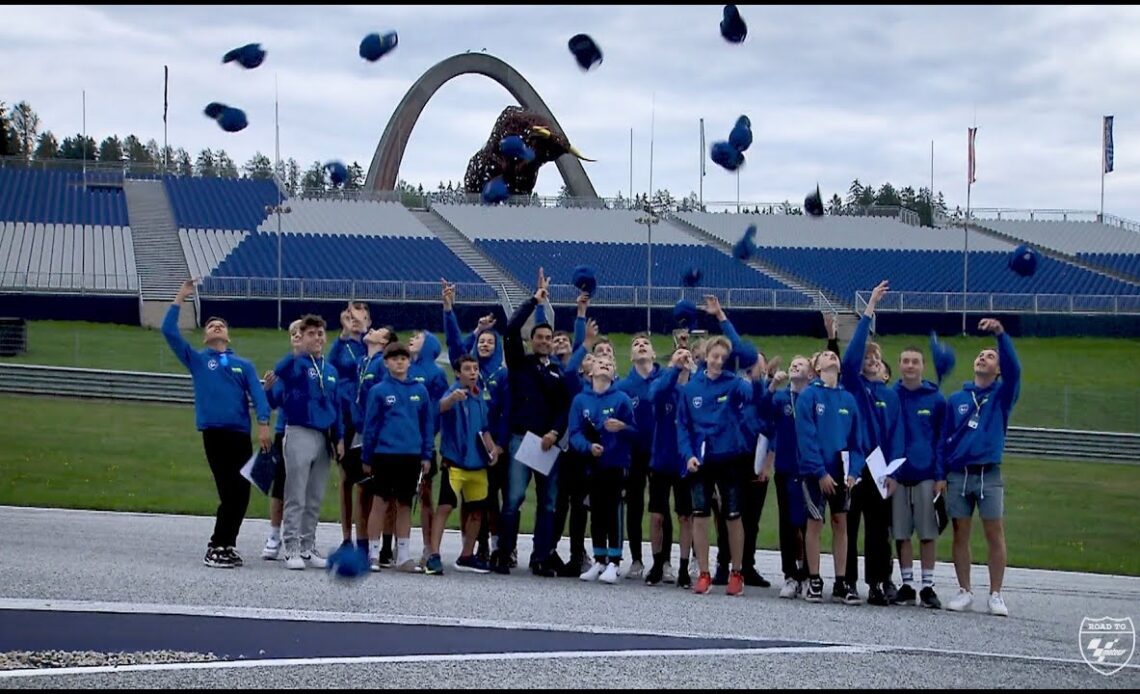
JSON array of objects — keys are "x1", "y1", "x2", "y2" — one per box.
[
  {"x1": 963, "y1": 185, "x2": 971, "y2": 334},
  {"x1": 646, "y1": 219, "x2": 653, "y2": 334}
]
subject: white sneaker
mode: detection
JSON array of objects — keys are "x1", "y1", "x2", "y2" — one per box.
[
  {"x1": 946, "y1": 588, "x2": 975, "y2": 612},
  {"x1": 624, "y1": 559, "x2": 644, "y2": 580},
  {"x1": 600, "y1": 563, "x2": 620, "y2": 584},
  {"x1": 285, "y1": 554, "x2": 305, "y2": 570},
  {"x1": 988, "y1": 592, "x2": 1009, "y2": 617},
  {"x1": 370, "y1": 556, "x2": 381, "y2": 572},
  {"x1": 779, "y1": 578, "x2": 799, "y2": 599},
  {"x1": 302, "y1": 549, "x2": 327, "y2": 569},
  {"x1": 262, "y1": 536, "x2": 280, "y2": 560},
  {"x1": 580, "y1": 561, "x2": 606, "y2": 582},
  {"x1": 661, "y1": 563, "x2": 676, "y2": 584}
]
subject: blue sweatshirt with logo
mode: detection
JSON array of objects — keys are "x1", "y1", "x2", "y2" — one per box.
[
  {"x1": 759, "y1": 386, "x2": 806, "y2": 476},
  {"x1": 361, "y1": 373, "x2": 434, "y2": 463},
  {"x1": 439, "y1": 382, "x2": 492, "y2": 471},
  {"x1": 647, "y1": 366, "x2": 688, "y2": 476},
  {"x1": 329, "y1": 335, "x2": 365, "y2": 421},
  {"x1": 162, "y1": 305, "x2": 270, "y2": 433},
  {"x1": 795, "y1": 379, "x2": 866, "y2": 481},
  {"x1": 350, "y1": 350, "x2": 388, "y2": 433},
  {"x1": 676, "y1": 369, "x2": 754, "y2": 464},
  {"x1": 569, "y1": 384, "x2": 638, "y2": 470},
  {"x1": 273, "y1": 351, "x2": 342, "y2": 439},
  {"x1": 616, "y1": 363, "x2": 662, "y2": 456},
  {"x1": 841, "y1": 314, "x2": 905, "y2": 462},
  {"x1": 941, "y1": 333, "x2": 1021, "y2": 472},
  {"x1": 443, "y1": 309, "x2": 505, "y2": 378},
  {"x1": 892, "y1": 380, "x2": 947, "y2": 483}
]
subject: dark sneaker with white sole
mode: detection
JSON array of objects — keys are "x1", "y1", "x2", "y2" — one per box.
[
  {"x1": 920, "y1": 586, "x2": 942, "y2": 609},
  {"x1": 894, "y1": 584, "x2": 918, "y2": 605},
  {"x1": 204, "y1": 547, "x2": 235, "y2": 569}
]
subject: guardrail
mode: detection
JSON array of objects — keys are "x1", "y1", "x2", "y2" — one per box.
[
  {"x1": 2, "y1": 363, "x2": 1137, "y2": 463},
  {"x1": 855, "y1": 290, "x2": 1140, "y2": 316},
  {"x1": 0, "y1": 272, "x2": 140, "y2": 295}
]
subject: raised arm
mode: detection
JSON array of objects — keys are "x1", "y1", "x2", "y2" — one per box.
[
  {"x1": 162, "y1": 279, "x2": 198, "y2": 371},
  {"x1": 704, "y1": 295, "x2": 758, "y2": 370},
  {"x1": 985, "y1": 319, "x2": 1021, "y2": 412}
]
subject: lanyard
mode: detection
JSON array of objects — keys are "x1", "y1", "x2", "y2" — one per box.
[
  {"x1": 971, "y1": 391, "x2": 983, "y2": 413},
  {"x1": 344, "y1": 341, "x2": 357, "y2": 362},
  {"x1": 789, "y1": 389, "x2": 797, "y2": 420},
  {"x1": 358, "y1": 355, "x2": 373, "y2": 394},
  {"x1": 310, "y1": 355, "x2": 325, "y2": 393}
]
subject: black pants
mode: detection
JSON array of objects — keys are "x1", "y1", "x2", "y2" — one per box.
[
  {"x1": 477, "y1": 450, "x2": 510, "y2": 548},
  {"x1": 846, "y1": 465, "x2": 893, "y2": 586},
  {"x1": 590, "y1": 466, "x2": 625, "y2": 560},
  {"x1": 553, "y1": 451, "x2": 589, "y2": 561},
  {"x1": 716, "y1": 458, "x2": 768, "y2": 570},
  {"x1": 625, "y1": 449, "x2": 650, "y2": 562},
  {"x1": 202, "y1": 428, "x2": 253, "y2": 549},
  {"x1": 774, "y1": 472, "x2": 807, "y2": 581}
]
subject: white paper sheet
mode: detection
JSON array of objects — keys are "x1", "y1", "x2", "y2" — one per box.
[
  {"x1": 753, "y1": 433, "x2": 770, "y2": 476},
  {"x1": 865, "y1": 446, "x2": 906, "y2": 499},
  {"x1": 514, "y1": 431, "x2": 560, "y2": 476}
]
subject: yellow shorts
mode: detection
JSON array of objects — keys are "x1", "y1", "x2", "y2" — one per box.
[{"x1": 448, "y1": 466, "x2": 489, "y2": 504}]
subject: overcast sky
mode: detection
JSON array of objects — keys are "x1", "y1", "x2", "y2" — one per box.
[{"x1": 4, "y1": 5, "x2": 1139, "y2": 219}]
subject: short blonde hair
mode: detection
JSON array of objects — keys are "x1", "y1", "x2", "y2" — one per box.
[
  {"x1": 288, "y1": 319, "x2": 303, "y2": 337},
  {"x1": 705, "y1": 335, "x2": 732, "y2": 358},
  {"x1": 866, "y1": 341, "x2": 882, "y2": 359}
]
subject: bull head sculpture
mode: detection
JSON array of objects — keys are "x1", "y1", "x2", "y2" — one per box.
[{"x1": 463, "y1": 106, "x2": 593, "y2": 196}]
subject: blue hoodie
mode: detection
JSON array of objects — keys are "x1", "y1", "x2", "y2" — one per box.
[
  {"x1": 758, "y1": 385, "x2": 806, "y2": 476},
  {"x1": 444, "y1": 309, "x2": 505, "y2": 379},
  {"x1": 941, "y1": 333, "x2": 1021, "y2": 472},
  {"x1": 439, "y1": 382, "x2": 492, "y2": 471},
  {"x1": 409, "y1": 332, "x2": 450, "y2": 441},
  {"x1": 795, "y1": 379, "x2": 865, "y2": 481},
  {"x1": 350, "y1": 349, "x2": 388, "y2": 433},
  {"x1": 162, "y1": 305, "x2": 270, "y2": 433},
  {"x1": 485, "y1": 365, "x2": 510, "y2": 447},
  {"x1": 841, "y1": 315, "x2": 905, "y2": 462},
  {"x1": 647, "y1": 366, "x2": 688, "y2": 476},
  {"x1": 569, "y1": 383, "x2": 638, "y2": 470},
  {"x1": 892, "y1": 380, "x2": 947, "y2": 483},
  {"x1": 328, "y1": 335, "x2": 365, "y2": 423},
  {"x1": 676, "y1": 369, "x2": 754, "y2": 464},
  {"x1": 616, "y1": 362, "x2": 662, "y2": 457},
  {"x1": 719, "y1": 317, "x2": 759, "y2": 373},
  {"x1": 361, "y1": 373, "x2": 434, "y2": 463},
  {"x1": 273, "y1": 351, "x2": 342, "y2": 439},
  {"x1": 267, "y1": 379, "x2": 287, "y2": 434}
]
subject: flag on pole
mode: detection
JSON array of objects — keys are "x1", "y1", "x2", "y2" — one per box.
[
  {"x1": 700, "y1": 118, "x2": 706, "y2": 177},
  {"x1": 1104, "y1": 115, "x2": 1114, "y2": 174},
  {"x1": 163, "y1": 65, "x2": 169, "y2": 124},
  {"x1": 968, "y1": 127, "x2": 978, "y2": 185}
]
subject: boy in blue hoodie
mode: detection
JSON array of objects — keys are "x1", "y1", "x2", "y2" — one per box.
[
  {"x1": 428, "y1": 355, "x2": 502, "y2": 575},
  {"x1": 361, "y1": 342, "x2": 434, "y2": 572},
  {"x1": 260, "y1": 318, "x2": 302, "y2": 561},
  {"x1": 841, "y1": 280, "x2": 905, "y2": 606},
  {"x1": 888, "y1": 347, "x2": 947, "y2": 609},
  {"x1": 942, "y1": 319, "x2": 1021, "y2": 617},
  {"x1": 273, "y1": 314, "x2": 343, "y2": 571},
  {"x1": 407, "y1": 329, "x2": 450, "y2": 568},
  {"x1": 328, "y1": 302, "x2": 370, "y2": 549},
  {"x1": 164, "y1": 279, "x2": 271, "y2": 569},
  {"x1": 570, "y1": 355, "x2": 637, "y2": 585},
  {"x1": 615, "y1": 333, "x2": 662, "y2": 580},
  {"x1": 796, "y1": 349, "x2": 865, "y2": 605},
  {"x1": 676, "y1": 336, "x2": 755, "y2": 597}
]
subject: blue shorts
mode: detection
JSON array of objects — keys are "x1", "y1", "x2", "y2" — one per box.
[
  {"x1": 802, "y1": 476, "x2": 851, "y2": 522},
  {"x1": 947, "y1": 465, "x2": 1004, "y2": 520},
  {"x1": 689, "y1": 454, "x2": 746, "y2": 519}
]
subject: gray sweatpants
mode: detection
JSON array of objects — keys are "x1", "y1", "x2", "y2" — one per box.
[{"x1": 282, "y1": 425, "x2": 332, "y2": 556}]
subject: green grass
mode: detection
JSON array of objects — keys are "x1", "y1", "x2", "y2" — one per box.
[{"x1": 3, "y1": 394, "x2": 1137, "y2": 576}]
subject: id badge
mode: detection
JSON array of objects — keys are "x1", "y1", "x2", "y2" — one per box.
[{"x1": 967, "y1": 412, "x2": 980, "y2": 429}]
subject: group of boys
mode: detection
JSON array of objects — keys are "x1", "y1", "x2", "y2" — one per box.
[{"x1": 166, "y1": 268, "x2": 1020, "y2": 616}]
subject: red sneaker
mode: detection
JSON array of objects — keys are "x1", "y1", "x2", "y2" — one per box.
[
  {"x1": 693, "y1": 571, "x2": 712, "y2": 595},
  {"x1": 727, "y1": 570, "x2": 744, "y2": 596}
]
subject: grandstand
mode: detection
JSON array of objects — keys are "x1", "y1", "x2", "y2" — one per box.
[{"x1": 970, "y1": 218, "x2": 1140, "y2": 282}]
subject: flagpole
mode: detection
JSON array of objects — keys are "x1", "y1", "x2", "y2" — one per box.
[
  {"x1": 1100, "y1": 118, "x2": 1106, "y2": 222},
  {"x1": 963, "y1": 127, "x2": 973, "y2": 336},
  {"x1": 628, "y1": 127, "x2": 633, "y2": 208},
  {"x1": 163, "y1": 65, "x2": 169, "y2": 173},
  {"x1": 699, "y1": 117, "x2": 705, "y2": 209},
  {"x1": 82, "y1": 90, "x2": 87, "y2": 187}
]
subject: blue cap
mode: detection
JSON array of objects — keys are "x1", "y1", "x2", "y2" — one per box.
[
  {"x1": 222, "y1": 43, "x2": 266, "y2": 70},
  {"x1": 674, "y1": 299, "x2": 699, "y2": 327},
  {"x1": 929, "y1": 331, "x2": 957, "y2": 384},
  {"x1": 325, "y1": 161, "x2": 348, "y2": 187},
  {"x1": 500, "y1": 135, "x2": 536, "y2": 163},
  {"x1": 681, "y1": 266, "x2": 703, "y2": 288},
  {"x1": 203, "y1": 102, "x2": 225, "y2": 120},
  {"x1": 572, "y1": 264, "x2": 597, "y2": 295},
  {"x1": 710, "y1": 141, "x2": 745, "y2": 172},
  {"x1": 729, "y1": 116, "x2": 752, "y2": 153},
  {"x1": 1008, "y1": 244, "x2": 1038, "y2": 277},
  {"x1": 360, "y1": 31, "x2": 398, "y2": 62},
  {"x1": 568, "y1": 34, "x2": 603, "y2": 71},
  {"x1": 481, "y1": 177, "x2": 509, "y2": 204},
  {"x1": 204, "y1": 103, "x2": 248, "y2": 133},
  {"x1": 804, "y1": 184, "x2": 824, "y2": 217},
  {"x1": 326, "y1": 544, "x2": 368, "y2": 581},
  {"x1": 733, "y1": 237, "x2": 757, "y2": 261},
  {"x1": 720, "y1": 4, "x2": 747, "y2": 43}
]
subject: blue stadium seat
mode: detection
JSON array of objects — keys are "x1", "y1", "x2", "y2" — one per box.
[
  {"x1": 0, "y1": 169, "x2": 129, "y2": 226},
  {"x1": 163, "y1": 176, "x2": 281, "y2": 231}
]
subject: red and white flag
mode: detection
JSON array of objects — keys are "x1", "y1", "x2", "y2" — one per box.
[{"x1": 968, "y1": 127, "x2": 978, "y2": 185}]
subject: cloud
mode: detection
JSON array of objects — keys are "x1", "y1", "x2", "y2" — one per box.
[{"x1": 2, "y1": 5, "x2": 1138, "y2": 218}]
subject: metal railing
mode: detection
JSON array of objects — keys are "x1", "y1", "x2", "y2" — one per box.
[
  {"x1": 0, "y1": 272, "x2": 139, "y2": 294},
  {"x1": 940, "y1": 207, "x2": 1140, "y2": 234},
  {"x1": 197, "y1": 276, "x2": 500, "y2": 303},
  {"x1": 2, "y1": 363, "x2": 1136, "y2": 461},
  {"x1": 855, "y1": 290, "x2": 1140, "y2": 315}
]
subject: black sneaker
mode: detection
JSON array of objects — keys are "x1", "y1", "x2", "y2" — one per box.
[
  {"x1": 867, "y1": 583, "x2": 890, "y2": 606},
  {"x1": 712, "y1": 564, "x2": 730, "y2": 586},
  {"x1": 547, "y1": 553, "x2": 569, "y2": 576},
  {"x1": 222, "y1": 547, "x2": 244, "y2": 567},
  {"x1": 833, "y1": 580, "x2": 863, "y2": 605},
  {"x1": 204, "y1": 547, "x2": 235, "y2": 569},
  {"x1": 490, "y1": 550, "x2": 510, "y2": 575},
  {"x1": 883, "y1": 580, "x2": 900, "y2": 604},
  {"x1": 805, "y1": 577, "x2": 824, "y2": 603},
  {"x1": 894, "y1": 584, "x2": 918, "y2": 606},
  {"x1": 676, "y1": 569, "x2": 692, "y2": 590},
  {"x1": 475, "y1": 543, "x2": 490, "y2": 564},
  {"x1": 645, "y1": 562, "x2": 664, "y2": 586},
  {"x1": 919, "y1": 586, "x2": 942, "y2": 609},
  {"x1": 530, "y1": 559, "x2": 556, "y2": 578},
  {"x1": 742, "y1": 566, "x2": 771, "y2": 588},
  {"x1": 509, "y1": 547, "x2": 518, "y2": 569},
  {"x1": 378, "y1": 547, "x2": 394, "y2": 568}
]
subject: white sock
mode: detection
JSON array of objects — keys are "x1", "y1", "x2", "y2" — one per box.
[
  {"x1": 269, "y1": 526, "x2": 280, "y2": 542},
  {"x1": 369, "y1": 540, "x2": 380, "y2": 560},
  {"x1": 397, "y1": 538, "x2": 410, "y2": 564},
  {"x1": 490, "y1": 535, "x2": 499, "y2": 552}
]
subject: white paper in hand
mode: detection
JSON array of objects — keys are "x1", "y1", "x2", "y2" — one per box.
[
  {"x1": 841, "y1": 451, "x2": 850, "y2": 481},
  {"x1": 753, "y1": 433, "x2": 770, "y2": 476},
  {"x1": 514, "y1": 431, "x2": 559, "y2": 476},
  {"x1": 865, "y1": 447, "x2": 906, "y2": 499}
]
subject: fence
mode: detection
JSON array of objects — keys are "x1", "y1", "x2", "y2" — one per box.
[
  {"x1": 1, "y1": 363, "x2": 1136, "y2": 461},
  {"x1": 198, "y1": 277, "x2": 500, "y2": 303},
  {"x1": 855, "y1": 291, "x2": 1140, "y2": 316},
  {"x1": 0, "y1": 272, "x2": 139, "y2": 294}
]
